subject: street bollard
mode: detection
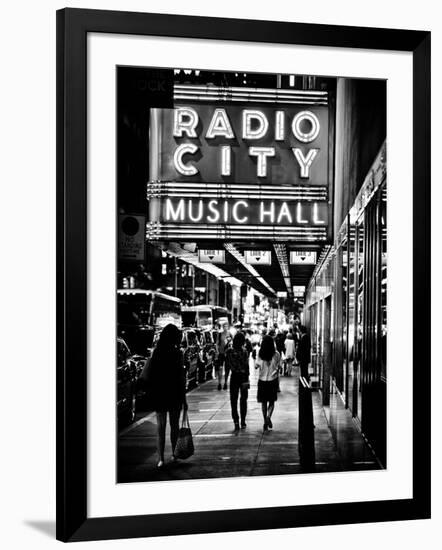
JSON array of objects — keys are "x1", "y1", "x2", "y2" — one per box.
[{"x1": 298, "y1": 376, "x2": 315, "y2": 472}]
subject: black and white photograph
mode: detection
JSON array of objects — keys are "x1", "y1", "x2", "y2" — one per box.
[
  {"x1": 116, "y1": 66, "x2": 387, "y2": 483},
  {"x1": 1, "y1": 1, "x2": 437, "y2": 547}
]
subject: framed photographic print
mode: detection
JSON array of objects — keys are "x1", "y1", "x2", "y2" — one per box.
[{"x1": 56, "y1": 8, "x2": 431, "y2": 542}]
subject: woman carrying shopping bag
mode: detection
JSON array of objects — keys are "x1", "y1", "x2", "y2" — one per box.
[
  {"x1": 144, "y1": 323, "x2": 188, "y2": 469},
  {"x1": 255, "y1": 335, "x2": 281, "y2": 431},
  {"x1": 174, "y1": 409, "x2": 194, "y2": 460}
]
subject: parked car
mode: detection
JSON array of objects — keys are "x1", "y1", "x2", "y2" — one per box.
[
  {"x1": 199, "y1": 329, "x2": 217, "y2": 381},
  {"x1": 181, "y1": 328, "x2": 202, "y2": 390},
  {"x1": 117, "y1": 337, "x2": 146, "y2": 426}
]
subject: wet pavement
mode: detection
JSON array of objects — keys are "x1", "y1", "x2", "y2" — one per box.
[{"x1": 118, "y1": 364, "x2": 381, "y2": 483}]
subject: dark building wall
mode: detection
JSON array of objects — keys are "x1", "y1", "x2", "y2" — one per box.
[{"x1": 334, "y1": 78, "x2": 386, "y2": 236}]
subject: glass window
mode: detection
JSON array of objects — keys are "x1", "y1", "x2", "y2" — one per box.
[
  {"x1": 347, "y1": 221, "x2": 356, "y2": 413},
  {"x1": 380, "y1": 185, "x2": 387, "y2": 382},
  {"x1": 356, "y1": 216, "x2": 364, "y2": 421}
]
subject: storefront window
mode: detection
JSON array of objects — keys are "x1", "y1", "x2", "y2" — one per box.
[
  {"x1": 356, "y1": 217, "x2": 364, "y2": 421},
  {"x1": 347, "y1": 220, "x2": 356, "y2": 412},
  {"x1": 380, "y1": 184, "x2": 387, "y2": 382},
  {"x1": 334, "y1": 240, "x2": 347, "y2": 396}
]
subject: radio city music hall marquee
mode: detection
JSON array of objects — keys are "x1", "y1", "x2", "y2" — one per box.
[{"x1": 147, "y1": 84, "x2": 333, "y2": 242}]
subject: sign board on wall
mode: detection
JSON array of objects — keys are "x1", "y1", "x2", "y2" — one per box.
[
  {"x1": 118, "y1": 214, "x2": 146, "y2": 261},
  {"x1": 148, "y1": 85, "x2": 333, "y2": 242}
]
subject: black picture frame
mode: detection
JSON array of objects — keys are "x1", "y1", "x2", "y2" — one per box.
[{"x1": 56, "y1": 8, "x2": 431, "y2": 542}]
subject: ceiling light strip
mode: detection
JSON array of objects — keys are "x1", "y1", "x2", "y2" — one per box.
[
  {"x1": 174, "y1": 90, "x2": 327, "y2": 101},
  {"x1": 149, "y1": 182, "x2": 327, "y2": 191},
  {"x1": 174, "y1": 84, "x2": 328, "y2": 97},
  {"x1": 162, "y1": 245, "x2": 243, "y2": 287},
  {"x1": 148, "y1": 193, "x2": 327, "y2": 201},
  {"x1": 224, "y1": 244, "x2": 276, "y2": 295},
  {"x1": 273, "y1": 244, "x2": 292, "y2": 294},
  {"x1": 174, "y1": 96, "x2": 327, "y2": 106},
  {"x1": 149, "y1": 224, "x2": 326, "y2": 232}
]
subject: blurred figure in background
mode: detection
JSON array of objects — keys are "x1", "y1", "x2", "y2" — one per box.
[
  {"x1": 292, "y1": 316, "x2": 301, "y2": 365},
  {"x1": 217, "y1": 323, "x2": 231, "y2": 390},
  {"x1": 275, "y1": 330, "x2": 286, "y2": 374},
  {"x1": 250, "y1": 329, "x2": 261, "y2": 366},
  {"x1": 284, "y1": 332, "x2": 295, "y2": 376},
  {"x1": 296, "y1": 325, "x2": 311, "y2": 381}
]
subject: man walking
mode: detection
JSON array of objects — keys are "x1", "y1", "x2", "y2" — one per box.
[
  {"x1": 296, "y1": 325, "x2": 311, "y2": 381},
  {"x1": 217, "y1": 323, "x2": 231, "y2": 390}
]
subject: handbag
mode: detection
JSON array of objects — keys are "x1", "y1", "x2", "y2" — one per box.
[{"x1": 174, "y1": 410, "x2": 194, "y2": 460}]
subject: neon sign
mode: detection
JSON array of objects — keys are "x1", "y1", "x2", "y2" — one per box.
[
  {"x1": 171, "y1": 107, "x2": 321, "y2": 179},
  {"x1": 160, "y1": 198, "x2": 327, "y2": 226},
  {"x1": 148, "y1": 85, "x2": 333, "y2": 242}
]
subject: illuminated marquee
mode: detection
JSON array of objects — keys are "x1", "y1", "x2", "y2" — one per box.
[
  {"x1": 171, "y1": 107, "x2": 321, "y2": 179},
  {"x1": 158, "y1": 198, "x2": 327, "y2": 225},
  {"x1": 148, "y1": 85, "x2": 333, "y2": 242}
]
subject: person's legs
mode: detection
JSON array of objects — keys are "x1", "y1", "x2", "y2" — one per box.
[
  {"x1": 169, "y1": 408, "x2": 181, "y2": 457},
  {"x1": 267, "y1": 401, "x2": 275, "y2": 428},
  {"x1": 217, "y1": 355, "x2": 223, "y2": 390},
  {"x1": 261, "y1": 402, "x2": 268, "y2": 430},
  {"x1": 239, "y1": 385, "x2": 248, "y2": 427},
  {"x1": 156, "y1": 412, "x2": 167, "y2": 466},
  {"x1": 286, "y1": 357, "x2": 292, "y2": 376},
  {"x1": 224, "y1": 363, "x2": 230, "y2": 390},
  {"x1": 230, "y1": 380, "x2": 240, "y2": 428}
]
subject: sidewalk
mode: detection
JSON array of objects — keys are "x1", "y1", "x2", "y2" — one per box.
[{"x1": 118, "y1": 365, "x2": 380, "y2": 483}]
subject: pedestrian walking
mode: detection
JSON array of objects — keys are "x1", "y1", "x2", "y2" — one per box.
[
  {"x1": 250, "y1": 329, "x2": 261, "y2": 366},
  {"x1": 217, "y1": 323, "x2": 231, "y2": 390},
  {"x1": 144, "y1": 323, "x2": 188, "y2": 469},
  {"x1": 255, "y1": 335, "x2": 281, "y2": 431},
  {"x1": 225, "y1": 332, "x2": 250, "y2": 431},
  {"x1": 284, "y1": 332, "x2": 295, "y2": 375},
  {"x1": 275, "y1": 330, "x2": 286, "y2": 374},
  {"x1": 296, "y1": 325, "x2": 311, "y2": 380}
]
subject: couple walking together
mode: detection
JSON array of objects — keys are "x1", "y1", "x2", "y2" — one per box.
[{"x1": 226, "y1": 333, "x2": 280, "y2": 432}]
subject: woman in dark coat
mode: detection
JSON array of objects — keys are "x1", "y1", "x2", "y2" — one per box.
[{"x1": 145, "y1": 324, "x2": 187, "y2": 468}]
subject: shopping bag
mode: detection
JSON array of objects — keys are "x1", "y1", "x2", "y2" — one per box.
[{"x1": 174, "y1": 410, "x2": 194, "y2": 459}]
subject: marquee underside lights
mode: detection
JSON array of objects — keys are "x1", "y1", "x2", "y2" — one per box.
[
  {"x1": 174, "y1": 84, "x2": 328, "y2": 106},
  {"x1": 224, "y1": 244, "x2": 276, "y2": 295},
  {"x1": 147, "y1": 182, "x2": 328, "y2": 201},
  {"x1": 273, "y1": 244, "x2": 292, "y2": 294},
  {"x1": 146, "y1": 223, "x2": 327, "y2": 242},
  {"x1": 163, "y1": 243, "x2": 243, "y2": 287}
]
